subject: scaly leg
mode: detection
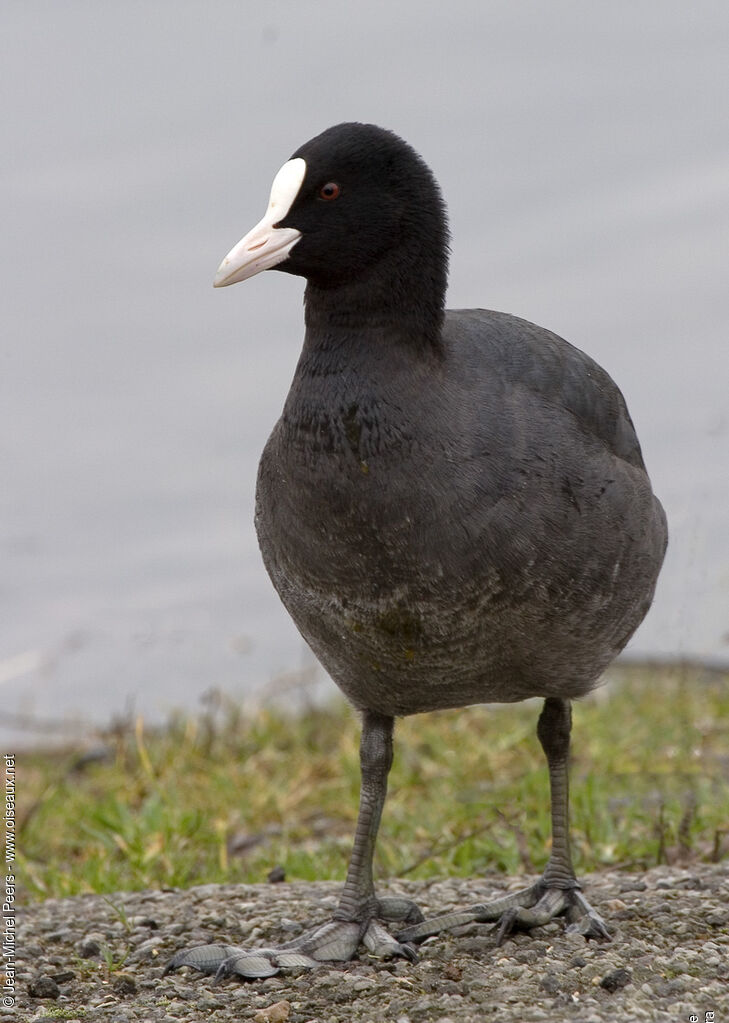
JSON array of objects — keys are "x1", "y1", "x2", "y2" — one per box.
[
  {"x1": 398, "y1": 698, "x2": 610, "y2": 946},
  {"x1": 165, "y1": 711, "x2": 421, "y2": 981}
]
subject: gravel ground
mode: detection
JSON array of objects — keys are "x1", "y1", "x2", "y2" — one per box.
[{"x1": 13, "y1": 864, "x2": 728, "y2": 1023}]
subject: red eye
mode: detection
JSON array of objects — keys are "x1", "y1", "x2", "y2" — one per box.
[{"x1": 319, "y1": 182, "x2": 341, "y2": 201}]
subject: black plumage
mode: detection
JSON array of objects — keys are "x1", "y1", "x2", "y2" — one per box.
[{"x1": 167, "y1": 123, "x2": 667, "y2": 981}]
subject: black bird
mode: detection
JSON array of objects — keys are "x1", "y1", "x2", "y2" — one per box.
[{"x1": 166, "y1": 123, "x2": 667, "y2": 981}]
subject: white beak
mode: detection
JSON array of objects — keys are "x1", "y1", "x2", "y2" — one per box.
[{"x1": 214, "y1": 157, "x2": 307, "y2": 288}]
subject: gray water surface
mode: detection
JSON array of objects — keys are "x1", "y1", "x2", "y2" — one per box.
[{"x1": 3, "y1": 2, "x2": 728, "y2": 746}]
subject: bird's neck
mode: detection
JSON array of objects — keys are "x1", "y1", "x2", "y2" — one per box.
[
  {"x1": 302, "y1": 246, "x2": 447, "y2": 358},
  {"x1": 283, "y1": 275, "x2": 445, "y2": 429}
]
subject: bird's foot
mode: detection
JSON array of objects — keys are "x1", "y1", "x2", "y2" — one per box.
[
  {"x1": 397, "y1": 879, "x2": 610, "y2": 946},
  {"x1": 164, "y1": 895, "x2": 423, "y2": 981}
]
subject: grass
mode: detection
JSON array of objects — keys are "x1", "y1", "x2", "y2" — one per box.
[{"x1": 15, "y1": 661, "x2": 729, "y2": 904}]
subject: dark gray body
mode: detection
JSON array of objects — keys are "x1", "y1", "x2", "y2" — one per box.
[
  {"x1": 256, "y1": 308, "x2": 667, "y2": 717},
  {"x1": 165, "y1": 124, "x2": 659, "y2": 977}
]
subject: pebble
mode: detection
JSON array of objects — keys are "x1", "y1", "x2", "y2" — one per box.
[
  {"x1": 112, "y1": 973, "x2": 138, "y2": 996},
  {"x1": 28, "y1": 975, "x2": 60, "y2": 999},
  {"x1": 13, "y1": 865, "x2": 729, "y2": 1022},
  {"x1": 133, "y1": 936, "x2": 167, "y2": 960},
  {"x1": 77, "y1": 935, "x2": 103, "y2": 957},
  {"x1": 254, "y1": 1000, "x2": 291, "y2": 1022},
  {"x1": 539, "y1": 972, "x2": 560, "y2": 994},
  {"x1": 599, "y1": 967, "x2": 632, "y2": 992}
]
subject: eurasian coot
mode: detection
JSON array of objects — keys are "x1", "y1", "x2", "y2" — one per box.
[{"x1": 166, "y1": 123, "x2": 667, "y2": 980}]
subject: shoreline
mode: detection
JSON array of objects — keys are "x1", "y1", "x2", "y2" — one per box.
[{"x1": 7, "y1": 656, "x2": 729, "y2": 755}]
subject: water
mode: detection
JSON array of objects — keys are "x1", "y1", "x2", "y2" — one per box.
[{"x1": 3, "y1": 1, "x2": 728, "y2": 747}]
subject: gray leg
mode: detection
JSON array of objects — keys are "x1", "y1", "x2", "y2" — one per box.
[
  {"x1": 164, "y1": 711, "x2": 420, "y2": 981},
  {"x1": 276, "y1": 710, "x2": 417, "y2": 963},
  {"x1": 329, "y1": 712, "x2": 422, "y2": 958},
  {"x1": 537, "y1": 696, "x2": 576, "y2": 888},
  {"x1": 399, "y1": 698, "x2": 610, "y2": 945},
  {"x1": 334, "y1": 711, "x2": 394, "y2": 922}
]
